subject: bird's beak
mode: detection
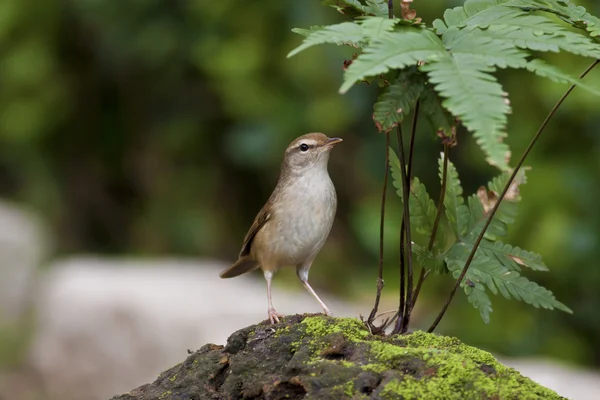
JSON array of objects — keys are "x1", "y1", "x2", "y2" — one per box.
[{"x1": 325, "y1": 137, "x2": 343, "y2": 147}]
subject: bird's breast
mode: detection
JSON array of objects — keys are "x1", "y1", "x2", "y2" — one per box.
[{"x1": 257, "y1": 171, "x2": 337, "y2": 267}]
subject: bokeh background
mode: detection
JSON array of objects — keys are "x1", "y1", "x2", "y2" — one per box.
[{"x1": 1, "y1": 0, "x2": 600, "y2": 399}]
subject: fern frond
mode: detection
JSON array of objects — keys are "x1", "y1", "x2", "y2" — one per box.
[
  {"x1": 420, "y1": 86, "x2": 454, "y2": 134},
  {"x1": 466, "y1": 175, "x2": 519, "y2": 242},
  {"x1": 446, "y1": 242, "x2": 571, "y2": 323},
  {"x1": 288, "y1": 23, "x2": 364, "y2": 58},
  {"x1": 373, "y1": 69, "x2": 425, "y2": 132},
  {"x1": 440, "y1": 155, "x2": 470, "y2": 239},
  {"x1": 389, "y1": 149, "x2": 443, "y2": 249},
  {"x1": 442, "y1": 26, "x2": 529, "y2": 69},
  {"x1": 288, "y1": 17, "x2": 400, "y2": 58},
  {"x1": 508, "y1": 0, "x2": 600, "y2": 38},
  {"x1": 479, "y1": 240, "x2": 549, "y2": 271},
  {"x1": 436, "y1": 0, "x2": 600, "y2": 58},
  {"x1": 414, "y1": 244, "x2": 446, "y2": 273},
  {"x1": 448, "y1": 259, "x2": 493, "y2": 323},
  {"x1": 322, "y1": 0, "x2": 388, "y2": 18},
  {"x1": 340, "y1": 28, "x2": 446, "y2": 94},
  {"x1": 526, "y1": 60, "x2": 600, "y2": 96},
  {"x1": 420, "y1": 54, "x2": 511, "y2": 170}
]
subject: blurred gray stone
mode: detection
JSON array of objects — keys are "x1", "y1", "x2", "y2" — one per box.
[
  {"x1": 0, "y1": 201, "x2": 46, "y2": 323},
  {"x1": 27, "y1": 257, "x2": 359, "y2": 400}
]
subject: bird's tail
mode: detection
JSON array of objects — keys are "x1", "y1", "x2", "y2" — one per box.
[{"x1": 219, "y1": 256, "x2": 259, "y2": 278}]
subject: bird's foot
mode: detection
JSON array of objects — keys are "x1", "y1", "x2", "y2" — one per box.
[
  {"x1": 267, "y1": 307, "x2": 284, "y2": 324},
  {"x1": 322, "y1": 308, "x2": 333, "y2": 317}
]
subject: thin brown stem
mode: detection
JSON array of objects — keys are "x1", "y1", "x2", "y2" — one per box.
[
  {"x1": 410, "y1": 144, "x2": 449, "y2": 314},
  {"x1": 367, "y1": 132, "x2": 391, "y2": 324},
  {"x1": 399, "y1": 100, "x2": 420, "y2": 333},
  {"x1": 391, "y1": 125, "x2": 414, "y2": 334},
  {"x1": 407, "y1": 100, "x2": 419, "y2": 180},
  {"x1": 427, "y1": 59, "x2": 599, "y2": 333}
]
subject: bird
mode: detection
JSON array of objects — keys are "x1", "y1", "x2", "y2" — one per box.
[{"x1": 219, "y1": 132, "x2": 343, "y2": 324}]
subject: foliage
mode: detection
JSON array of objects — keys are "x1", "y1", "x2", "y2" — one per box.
[
  {"x1": 289, "y1": 0, "x2": 600, "y2": 171},
  {"x1": 289, "y1": 0, "x2": 600, "y2": 326}
]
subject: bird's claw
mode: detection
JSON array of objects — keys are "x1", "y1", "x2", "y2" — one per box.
[{"x1": 268, "y1": 308, "x2": 284, "y2": 324}]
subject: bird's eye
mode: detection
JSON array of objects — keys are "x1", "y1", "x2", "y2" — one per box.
[{"x1": 299, "y1": 143, "x2": 309, "y2": 152}]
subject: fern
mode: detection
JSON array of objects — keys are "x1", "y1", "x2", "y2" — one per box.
[
  {"x1": 389, "y1": 148, "x2": 445, "y2": 251},
  {"x1": 372, "y1": 69, "x2": 424, "y2": 132},
  {"x1": 419, "y1": 86, "x2": 455, "y2": 135},
  {"x1": 322, "y1": 0, "x2": 388, "y2": 18},
  {"x1": 339, "y1": 27, "x2": 447, "y2": 94},
  {"x1": 287, "y1": 17, "x2": 399, "y2": 58},
  {"x1": 479, "y1": 240, "x2": 549, "y2": 271},
  {"x1": 440, "y1": 155, "x2": 470, "y2": 239},
  {"x1": 448, "y1": 259, "x2": 493, "y2": 323},
  {"x1": 508, "y1": 0, "x2": 600, "y2": 38},
  {"x1": 436, "y1": 0, "x2": 600, "y2": 57},
  {"x1": 421, "y1": 55, "x2": 511, "y2": 170},
  {"x1": 290, "y1": 0, "x2": 600, "y2": 172},
  {"x1": 441, "y1": 165, "x2": 570, "y2": 322}
]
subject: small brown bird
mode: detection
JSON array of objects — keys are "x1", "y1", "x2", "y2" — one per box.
[{"x1": 220, "y1": 132, "x2": 342, "y2": 324}]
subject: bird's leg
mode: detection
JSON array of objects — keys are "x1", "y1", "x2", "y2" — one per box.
[
  {"x1": 296, "y1": 263, "x2": 333, "y2": 316},
  {"x1": 264, "y1": 270, "x2": 283, "y2": 324}
]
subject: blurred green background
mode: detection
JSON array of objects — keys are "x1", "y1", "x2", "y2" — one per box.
[{"x1": 1, "y1": 0, "x2": 600, "y2": 370}]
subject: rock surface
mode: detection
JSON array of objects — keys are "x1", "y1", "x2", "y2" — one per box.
[{"x1": 110, "y1": 314, "x2": 564, "y2": 400}]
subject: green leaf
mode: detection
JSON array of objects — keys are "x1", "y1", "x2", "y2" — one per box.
[
  {"x1": 440, "y1": 155, "x2": 470, "y2": 239},
  {"x1": 442, "y1": 26, "x2": 529, "y2": 69},
  {"x1": 419, "y1": 86, "x2": 454, "y2": 134},
  {"x1": 287, "y1": 22, "x2": 365, "y2": 58},
  {"x1": 507, "y1": 0, "x2": 600, "y2": 38},
  {"x1": 389, "y1": 148, "x2": 443, "y2": 249},
  {"x1": 322, "y1": 0, "x2": 388, "y2": 18},
  {"x1": 525, "y1": 59, "x2": 600, "y2": 97},
  {"x1": 340, "y1": 27, "x2": 447, "y2": 94},
  {"x1": 420, "y1": 54, "x2": 511, "y2": 170},
  {"x1": 447, "y1": 259, "x2": 493, "y2": 324},
  {"x1": 414, "y1": 244, "x2": 446, "y2": 273},
  {"x1": 288, "y1": 17, "x2": 400, "y2": 58},
  {"x1": 372, "y1": 69, "x2": 425, "y2": 133},
  {"x1": 446, "y1": 244, "x2": 571, "y2": 323},
  {"x1": 437, "y1": 0, "x2": 600, "y2": 56},
  {"x1": 479, "y1": 240, "x2": 549, "y2": 272}
]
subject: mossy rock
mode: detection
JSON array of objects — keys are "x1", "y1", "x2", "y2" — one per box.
[{"x1": 111, "y1": 314, "x2": 564, "y2": 400}]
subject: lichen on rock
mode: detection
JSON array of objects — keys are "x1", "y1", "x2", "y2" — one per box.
[{"x1": 111, "y1": 314, "x2": 565, "y2": 400}]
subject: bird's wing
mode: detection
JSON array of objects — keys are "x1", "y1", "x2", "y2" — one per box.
[{"x1": 239, "y1": 203, "x2": 272, "y2": 257}]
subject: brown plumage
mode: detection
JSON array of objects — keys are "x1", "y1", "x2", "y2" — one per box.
[{"x1": 220, "y1": 132, "x2": 342, "y2": 323}]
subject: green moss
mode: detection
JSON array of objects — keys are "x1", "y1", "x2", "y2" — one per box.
[
  {"x1": 169, "y1": 374, "x2": 177, "y2": 382},
  {"x1": 362, "y1": 363, "x2": 387, "y2": 373},
  {"x1": 301, "y1": 316, "x2": 369, "y2": 342}
]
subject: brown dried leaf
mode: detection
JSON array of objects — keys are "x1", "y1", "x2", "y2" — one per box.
[
  {"x1": 401, "y1": 0, "x2": 417, "y2": 20},
  {"x1": 477, "y1": 187, "x2": 498, "y2": 214}
]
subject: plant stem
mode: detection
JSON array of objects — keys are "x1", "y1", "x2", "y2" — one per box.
[
  {"x1": 388, "y1": 0, "x2": 394, "y2": 18},
  {"x1": 399, "y1": 100, "x2": 420, "y2": 333},
  {"x1": 368, "y1": 132, "x2": 391, "y2": 325},
  {"x1": 390, "y1": 125, "x2": 414, "y2": 334},
  {"x1": 407, "y1": 100, "x2": 419, "y2": 181},
  {"x1": 427, "y1": 59, "x2": 599, "y2": 333},
  {"x1": 410, "y1": 143, "x2": 449, "y2": 313}
]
